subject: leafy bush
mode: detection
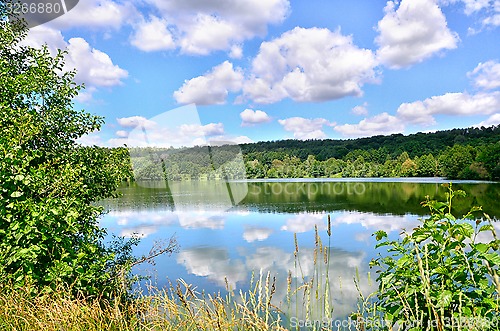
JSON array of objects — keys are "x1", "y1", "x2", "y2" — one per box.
[
  {"x1": 369, "y1": 184, "x2": 500, "y2": 330},
  {"x1": 0, "y1": 4, "x2": 134, "y2": 298}
]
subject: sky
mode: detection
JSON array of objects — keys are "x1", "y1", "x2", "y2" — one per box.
[{"x1": 22, "y1": 0, "x2": 500, "y2": 147}]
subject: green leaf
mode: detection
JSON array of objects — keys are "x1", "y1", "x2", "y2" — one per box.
[
  {"x1": 10, "y1": 191, "x2": 23, "y2": 198},
  {"x1": 14, "y1": 174, "x2": 25, "y2": 181},
  {"x1": 484, "y1": 253, "x2": 500, "y2": 265},
  {"x1": 478, "y1": 224, "x2": 494, "y2": 233},
  {"x1": 474, "y1": 243, "x2": 489, "y2": 254},
  {"x1": 438, "y1": 290, "x2": 452, "y2": 307},
  {"x1": 374, "y1": 230, "x2": 387, "y2": 241}
]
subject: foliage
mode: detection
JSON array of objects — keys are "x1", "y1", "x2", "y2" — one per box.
[
  {"x1": 368, "y1": 184, "x2": 500, "y2": 330},
  {"x1": 0, "y1": 7, "x2": 135, "y2": 298},
  {"x1": 123, "y1": 126, "x2": 500, "y2": 181},
  {"x1": 438, "y1": 145, "x2": 477, "y2": 179}
]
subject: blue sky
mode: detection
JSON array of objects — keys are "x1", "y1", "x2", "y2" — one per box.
[{"x1": 23, "y1": 0, "x2": 500, "y2": 147}]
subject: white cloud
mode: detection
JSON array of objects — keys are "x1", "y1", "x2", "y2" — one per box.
[
  {"x1": 22, "y1": 26, "x2": 67, "y2": 51},
  {"x1": 376, "y1": 0, "x2": 459, "y2": 69},
  {"x1": 23, "y1": 27, "x2": 128, "y2": 101},
  {"x1": 117, "y1": 116, "x2": 157, "y2": 129},
  {"x1": 333, "y1": 212, "x2": 420, "y2": 234},
  {"x1": 483, "y1": 0, "x2": 500, "y2": 26},
  {"x1": 178, "y1": 215, "x2": 225, "y2": 230},
  {"x1": 334, "y1": 112, "x2": 405, "y2": 138},
  {"x1": 244, "y1": 27, "x2": 378, "y2": 104},
  {"x1": 49, "y1": 0, "x2": 137, "y2": 30},
  {"x1": 177, "y1": 247, "x2": 247, "y2": 288},
  {"x1": 280, "y1": 213, "x2": 326, "y2": 233},
  {"x1": 278, "y1": 117, "x2": 335, "y2": 140},
  {"x1": 397, "y1": 91, "x2": 500, "y2": 125},
  {"x1": 474, "y1": 113, "x2": 500, "y2": 126},
  {"x1": 77, "y1": 132, "x2": 103, "y2": 146},
  {"x1": 468, "y1": 60, "x2": 500, "y2": 90},
  {"x1": 115, "y1": 130, "x2": 129, "y2": 138},
  {"x1": 66, "y1": 38, "x2": 128, "y2": 87},
  {"x1": 351, "y1": 103, "x2": 369, "y2": 116},
  {"x1": 179, "y1": 123, "x2": 224, "y2": 137},
  {"x1": 240, "y1": 109, "x2": 272, "y2": 126},
  {"x1": 243, "y1": 226, "x2": 274, "y2": 242},
  {"x1": 462, "y1": 0, "x2": 492, "y2": 14},
  {"x1": 143, "y1": 0, "x2": 290, "y2": 55},
  {"x1": 441, "y1": 0, "x2": 500, "y2": 27},
  {"x1": 173, "y1": 61, "x2": 244, "y2": 105},
  {"x1": 130, "y1": 16, "x2": 175, "y2": 52},
  {"x1": 229, "y1": 45, "x2": 243, "y2": 59},
  {"x1": 224, "y1": 135, "x2": 254, "y2": 144}
]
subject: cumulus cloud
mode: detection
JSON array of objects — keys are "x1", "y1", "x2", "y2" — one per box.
[
  {"x1": 396, "y1": 91, "x2": 500, "y2": 125},
  {"x1": 143, "y1": 0, "x2": 290, "y2": 55},
  {"x1": 243, "y1": 226, "x2": 274, "y2": 242},
  {"x1": 244, "y1": 27, "x2": 378, "y2": 104},
  {"x1": 278, "y1": 117, "x2": 335, "y2": 140},
  {"x1": 240, "y1": 109, "x2": 272, "y2": 126},
  {"x1": 468, "y1": 60, "x2": 500, "y2": 90},
  {"x1": 115, "y1": 130, "x2": 129, "y2": 138},
  {"x1": 351, "y1": 103, "x2": 369, "y2": 116},
  {"x1": 376, "y1": 0, "x2": 459, "y2": 69},
  {"x1": 130, "y1": 16, "x2": 176, "y2": 52},
  {"x1": 77, "y1": 132, "x2": 104, "y2": 146},
  {"x1": 49, "y1": 0, "x2": 137, "y2": 29},
  {"x1": 229, "y1": 45, "x2": 244, "y2": 59},
  {"x1": 441, "y1": 0, "x2": 500, "y2": 27},
  {"x1": 178, "y1": 215, "x2": 225, "y2": 230},
  {"x1": 117, "y1": 116, "x2": 157, "y2": 129},
  {"x1": 23, "y1": 27, "x2": 128, "y2": 101},
  {"x1": 474, "y1": 113, "x2": 500, "y2": 127},
  {"x1": 177, "y1": 247, "x2": 247, "y2": 288},
  {"x1": 173, "y1": 61, "x2": 244, "y2": 105},
  {"x1": 281, "y1": 213, "x2": 326, "y2": 233},
  {"x1": 66, "y1": 38, "x2": 128, "y2": 87},
  {"x1": 334, "y1": 112, "x2": 405, "y2": 138},
  {"x1": 333, "y1": 212, "x2": 420, "y2": 234},
  {"x1": 179, "y1": 123, "x2": 225, "y2": 137},
  {"x1": 483, "y1": 1, "x2": 500, "y2": 26}
]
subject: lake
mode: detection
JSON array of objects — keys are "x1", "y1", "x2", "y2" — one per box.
[{"x1": 99, "y1": 178, "x2": 500, "y2": 320}]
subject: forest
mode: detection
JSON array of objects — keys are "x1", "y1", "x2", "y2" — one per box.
[{"x1": 125, "y1": 125, "x2": 500, "y2": 181}]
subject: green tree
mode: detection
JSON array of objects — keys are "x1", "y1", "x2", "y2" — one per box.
[
  {"x1": 415, "y1": 153, "x2": 438, "y2": 177},
  {"x1": 438, "y1": 145, "x2": 476, "y2": 179},
  {"x1": 477, "y1": 142, "x2": 500, "y2": 180},
  {"x1": 0, "y1": 9, "x2": 131, "y2": 297}
]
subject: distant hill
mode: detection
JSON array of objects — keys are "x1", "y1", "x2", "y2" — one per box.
[{"x1": 239, "y1": 125, "x2": 500, "y2": 161}]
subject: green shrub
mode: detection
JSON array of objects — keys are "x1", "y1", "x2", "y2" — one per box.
[
  {"x1": 369, "y1": 184, "x2": 500, "y2": 330},
  {"x1": 0, "y1": 4, "x2": 133, "y2": 298}
]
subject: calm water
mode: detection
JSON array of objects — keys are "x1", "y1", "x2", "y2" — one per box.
[{"x1": 100, "y1": 178, "x2": 500, "y2": 319}]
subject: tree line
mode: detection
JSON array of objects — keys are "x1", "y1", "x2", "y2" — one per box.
[{"x1": 124, "y1": 126, "x2": 500, "y2": 181}]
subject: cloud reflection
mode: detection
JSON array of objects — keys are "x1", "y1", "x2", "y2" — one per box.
[
  {"x1": 243, "y1": 226, "x2": 274, "y2": 242},
  {"x1": 333, "y1": 211, "x2": 420, "y2": 233},
  {"x1": 281, "y1": 213, "x2": 326, "y2": 233},
  {"x1": 177, "y1": 247, "x2": 247, "y2": 288},
  {"x1": 177, "y1": 243, "x2": 375, "y2": 320}
]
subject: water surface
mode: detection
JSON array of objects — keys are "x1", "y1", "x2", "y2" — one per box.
[{"x1": 100, "y1": 178, "x2": 500, "y2": 320}]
